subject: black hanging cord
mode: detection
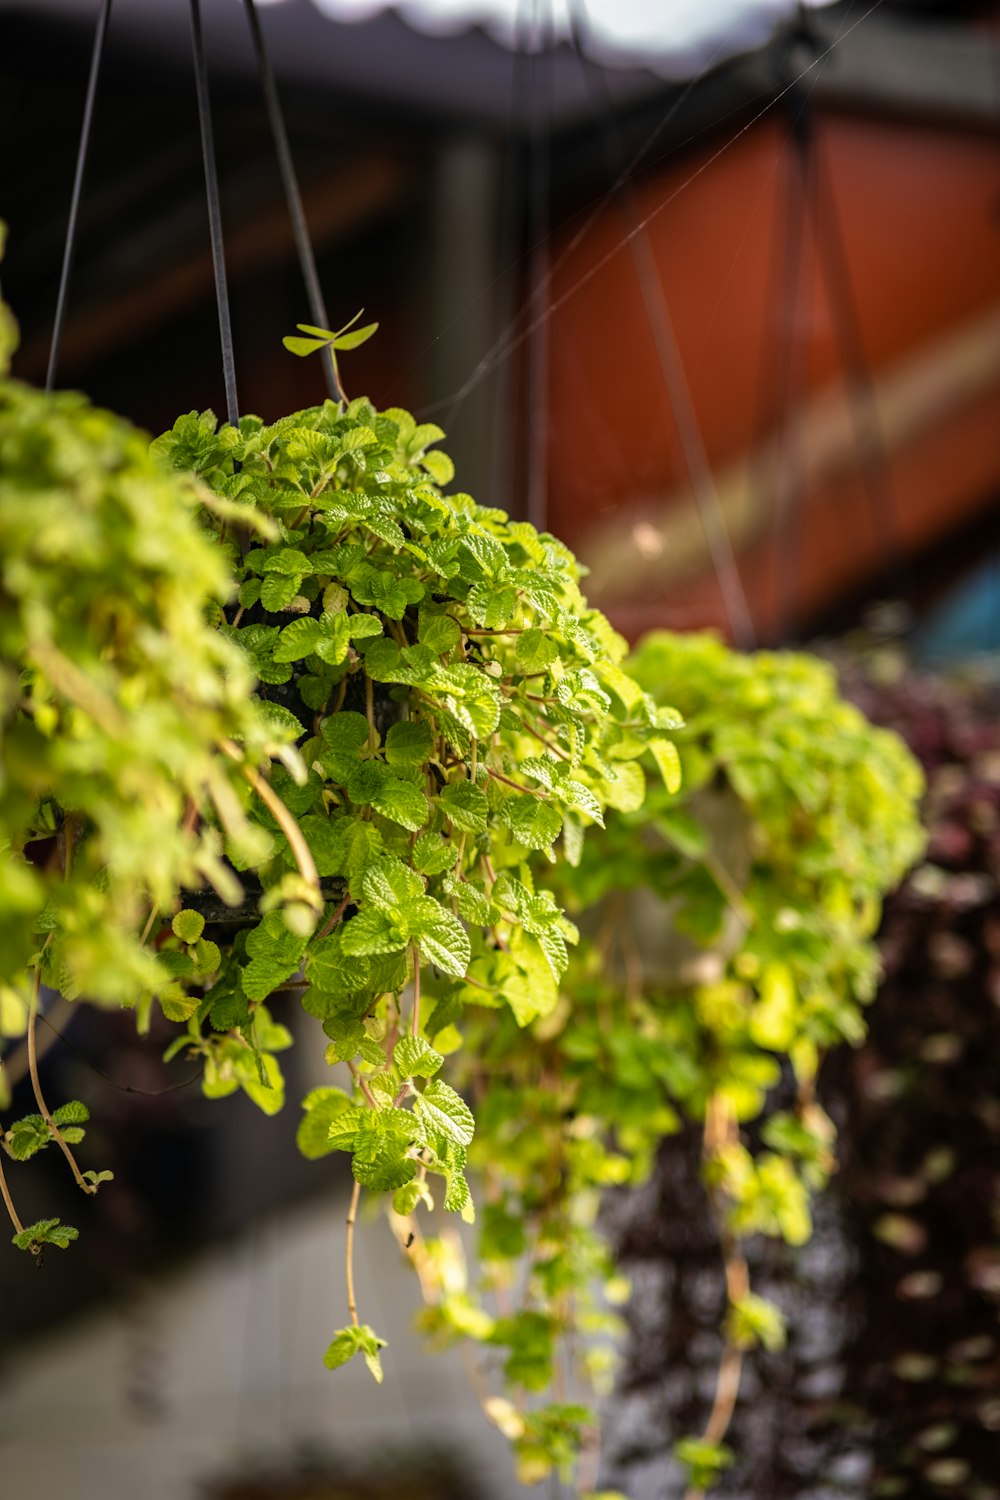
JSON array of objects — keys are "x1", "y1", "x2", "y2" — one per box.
[
  {"x1": 242, "y1": 0, "x2": 341, "y2": 404},
  {"x1": 45, "y1": 0, "x2": 113, "y2": 392},
  {"x1": 190, "y1": 0, "x2": 239, "y2": 429},
  {"x1": 526, "y1": 0, "x2": 554, "y2": 531}
]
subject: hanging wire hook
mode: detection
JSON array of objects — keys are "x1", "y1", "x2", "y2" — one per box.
[
  {"x1": 190, "y1": 0, "x2": 239, "y2": 428},
  {"x1": 242, "y1": 0, "x2": 342, "y2": 405},
  {"x1": 45, "y1": 0, "x2": 113, "y2": 392}
]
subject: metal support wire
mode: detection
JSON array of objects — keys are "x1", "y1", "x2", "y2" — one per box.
[
  {"x1": 45, "y1": 0, "x2": 113, "y2": 392},
  {"x1": 190, "y1": 0, "x2": 239, "y2": 428},
  {"x1": 242, "y1": 0, "x2": 341, "y2": 404},
  {"x1": 567, "y1": 0, "x2": 756, "y2": 650},
  {"x1": 526, "y1": 0, "x2": 554, "y2": 531}
]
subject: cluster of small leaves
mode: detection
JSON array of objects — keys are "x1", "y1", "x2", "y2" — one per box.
[
  {"x1": 152, "y1": 394, "x2": 676, "y2": 1383},
  {"x1": 416, "y1": 630, "x2": 925, "y2": 1488},
  {"x1": 0, "y1": 254, "x2": 312, "y2": 1253},
  {"x1": 0, "y1": 303, "x2": 292, "y2": 1018}
]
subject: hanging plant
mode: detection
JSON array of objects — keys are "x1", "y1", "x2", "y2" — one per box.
[
  {"x1": 0, "y1": 268, "x2": 315, "y2": 1255},
  {"x1": 0, "y1": 284, "x2": 924, "y2": 1500},
  {"x1": 410, "y1": 631, "x2": 925, "y2": 1493},
  {"x1": 149, "y1": 371, "x2": 680, "y2": 1380}
]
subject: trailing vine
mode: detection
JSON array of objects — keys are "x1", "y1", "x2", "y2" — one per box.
[
  {"x1": 0, "y1": 269, "x2": 313, "y2": 1256},
  {"x1": 412, "y1": 632, "x2": 925, "y2": 1493},
  {"x1": 149, "y1": 383, "x2": 678, "y2": 1385},
  {"x1": 0, "y1": 287, "x2": 925, "y2": 1499}
]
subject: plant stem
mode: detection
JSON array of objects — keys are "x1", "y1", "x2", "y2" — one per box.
[
  {"x1": 26, "y1": 970, "x2": 94, "y2": 1195},
  {"x1": 487, "y1": 767, "x2": 544, "y2": 798},
  {"x1": 345, "y1": 1178, "x2": 361, "y2": 1327},
  {"x1": 316, "y1": 891, "x2": 351, "y2": 942},
  {"x1": 365, "y1": 674, "x2": 375, "y2": 752},
  {"x1": 0, "y1": 1149, "x2": 24, "y2": 1237},
  {"x1": 410, "y1": 945, "x2": 421, "y2": 1038},
  {"x1": 347, "y1": 1059, "x2": 378, "y2": 1110},
  {"x1": 684, "y1": 1097, "x2": 749, "y2": 1499},
  {"x1": 219, "y1": 740, "x2": 320, "y2": 899}
]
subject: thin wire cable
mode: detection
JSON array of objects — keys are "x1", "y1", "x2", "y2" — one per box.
[
  {"x1": 425, "y1": 0, "x2": 886, "y2": 424},
  {"x1": 45, "y1": 0, "x2": 113, "y2": 392},
  {"x1": 526, "y1": 0, "x2": 554, "y2": 530},
  {"x1": 808, "y1": 135, "x2": 905, "y2": 591},
  {"x1": 190, "y1": 0, "x2": 239, "y2": 428},
  {"x1": 434, "y1": 12, "x2": 753, "y2": 429},
  {"x1": 568, "y1": 0, "x2": 756, "y2": 649},
  {"x1": 770, "y1": 108, "x2": 812, "y2": 643},
  {"x1": 242, "y1": 0, "x2": 341, "y2": 404}
]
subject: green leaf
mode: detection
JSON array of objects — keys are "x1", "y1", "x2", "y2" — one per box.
[
  {"x1": 296, "y1": 1086, "x2": 354, "y2": 1159},
  {"x1": 333, "y1": 321, "x2": 379, "y2": 351},
  {"x1": 323, "y1": 1323, "x2": 387, "y2": 1383},
  {"x1": 412, "y1": 833, "x2": 459, "y2": 876},
  {"x1": 370, "y1": 776, "x2": 429, "y2": 832},
  {"x1": 394, "y1": 1036, "x2": 443, "y2": 1078},
  {"x1": 418, "y1": 607, "x2": 461, "y2": 655},
  {"x1": 5, "y1": 1114, "x2": 50, "y2": 1160},
  {"x1": 515, "y1": 629, "x2": 559, "y2": 674},
  {"x1": 13, "y1": 1217, "x2": 79, "y2": 1251},
  {"x1": 273, "y1": 616, "x2": 322, "y2": 663},
  {"x1": 51, "y1": 1099, "x2": 90, "y2": 1126},
  {"x1": 362, "y1": 858, "x2": 423, "y2": 910},
  {"x1": 340, "y1": 907, "x2": 409, "y2": 957},
  {"x1": 649, "y1": 736, "x2": 682, "y2": 794},
  {"x1": 409, "y1": 899, "x2": 470, "y2": 978},
  {"x1": 439, "y1": 781, "x2": 488, "y2": 833},
  {"x1": 283, "y1": 335, "x2": 327, "y2": 357},
  {"x1": 384, "y1": 720, "x2": 434, "y2": 767},
  {"x1": 260, "y1": 572, "x2": 301, "y2": 611},
  {"x1": 321, "y1": 711, "x2": 372, "y2": 779},
  {"x1": 499, "y1": 794, "x2": 563, "y2": 852},
  {"x1": 414, "y1": 1079, "x2": 475, "y2": 1147},
  {"x1": 82, "y1": 1168, "x2": 114, "y2": 1188},
  {"x1": 172, "y1": 909, "x2": 205, "y2": 944},
  {"x1": 450, "y1": 880, "x2": 492, "y2": 926}
]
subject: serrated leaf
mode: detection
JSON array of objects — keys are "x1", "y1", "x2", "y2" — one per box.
[
  {"x1": 321, "y1": 711, "x2": 371, "y2": 779},
  {"x1": 303, "y1": 942, "x2": 371, "y2": 1009},
  {"x1": 13, "y1": 1217, "x2": 79, "y2": 1251},
  {"x1": 412, "y1": 833, "x2": 458, "y2": 876},
  {"x1": 260, "y1": 572, "x2": 301, "y2": 611},
  {"x1": 499, "y1": 794, "x2": 563, "y2": 851},
  {"x1": 439, "y1": 781, "x2": 488, "y2": 833},
  {"x1": 451, "y1": 880, "x2": 492, "y2": 926},
  {"x1": 515, "y1": 629, "x2": 559, "y2": 674},
  {"x1": 408, "y1": 899, "x2": 470, "y2": 978},
  {"x1": 323, "y1": 1323, "x2": 387, "y2": 1383},
  {"x1": 384, "y1": 720, "x2": 433, "y2": 767},
  {"x1": 371, "y1": 776, "x2": 429, "y2": 832},
  {"x1": 415, "y1": 1079, "x2": 475, "y2": 1147},
  {"x1": 297, "y1": 1086, "x2": 353, "y2": 1159},
  {"x1": 362, "y1": 858, "x2": 423, "y2": 910},
  {"x1": 51, "y1": 1099, "x2": 90, "y2": 1126},
  {"x1": 273, "y1": 616, "x2": 322, "y2": 663},
  {"x1": 172, "y1": 909, "x2": 205, "y2": 944},
  {"x1": 417, "y1": 608, "x2": 461, "y2": 655},
  {"x1": 394, "y1": 1036, "x2": 443, "y2": 1078},
  {"x1": 340, "y1": 907, "x2": 409, "y2": 957}
]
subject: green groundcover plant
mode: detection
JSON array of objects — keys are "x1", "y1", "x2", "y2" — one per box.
[{"x1": 0, "y1": 299, "x2": 924, "y2": 1497}]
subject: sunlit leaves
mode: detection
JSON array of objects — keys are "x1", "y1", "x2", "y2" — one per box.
[{"x1": 323, "y1": 1322, "x2": 387, "y2": 1383}]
